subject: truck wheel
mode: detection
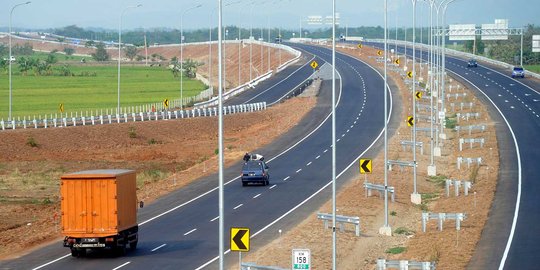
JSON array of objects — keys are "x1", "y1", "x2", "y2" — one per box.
[
  {"x1": 70, "y1": 248, "x2": 79, "y2": 257},
  {"x1": 117, "y1": 244, "x2": 127, "y2": 256},
  {"x1": 129, "y1": 240, "x2": 138, "y2": 251}
]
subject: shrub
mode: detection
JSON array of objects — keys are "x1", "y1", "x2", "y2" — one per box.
[
  {"x1": 386, "y1": 247, "x2": 406, "y2": 254},
  {"x1": 26, "y1": 137, "x2": 38, "y2": 147},
  {"x1": 128, "y1": 127, "x2": 137, "y2": 138}
]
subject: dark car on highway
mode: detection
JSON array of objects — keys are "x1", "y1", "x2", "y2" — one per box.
[
  {"x1": 241, "y1": 160, "x2": 269, "y2": 186},
  {"x1": 511, "y1": 66, "x2": 525, "y2": 78},
  {"x1": 467, "y1": 59, "x2": 478, "y2": 68}
]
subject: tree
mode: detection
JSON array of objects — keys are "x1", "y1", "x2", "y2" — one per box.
[
  {"x1": 85, "y1": 40, "x2": 95, "y2": 48},
  {"x1": 125, "y1": 46, "x2": 138, "y2": 61},
  {"x1": 92, "y1": 42, "x2": 110, "y2": 61},
  {"x1": 63, "y1": 47, "x2": 75, "y2": 56},
  {"x1": 182, "y1": 59, "x2": 202, "y2": 78},
  {"x1": 46, "y1": 54, "x2": 57, "y2": 65},
  {"x1": 0, "y1": 59, "x2": 7, "y2": 72},
  {"x1": 17, "y1": 57, "x2": 36, "y2": 75}
]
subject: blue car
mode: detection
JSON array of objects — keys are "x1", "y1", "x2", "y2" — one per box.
[
  {"x1": 241, "y1": 160, "x2": 270, "y2": 186},
  {"x1": 512, "y1": 67, "x2": 525, "y2": 78}
]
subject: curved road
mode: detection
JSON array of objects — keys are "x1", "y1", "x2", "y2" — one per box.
[
  {"x1": 366, "y1": 41, "x2": 540, "y2": 270},
  {"x1": 0, "y1": 43, "x2": 395, "y2": 270}
]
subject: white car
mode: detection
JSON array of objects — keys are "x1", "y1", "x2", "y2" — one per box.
[{"x1": 2, "y1": 56, "x2": 15, "y2": 62}]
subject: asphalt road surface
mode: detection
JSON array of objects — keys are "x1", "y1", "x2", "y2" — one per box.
[{"x1": 0, "y1": 43, "x2": 397, "y2": 270}]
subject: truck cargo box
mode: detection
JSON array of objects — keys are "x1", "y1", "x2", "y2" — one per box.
[{"x1": 61, "y1": 169, "x2": 137, "y2": 238}]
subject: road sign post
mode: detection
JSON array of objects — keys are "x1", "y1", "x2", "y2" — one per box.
[
  {"x1": 292, "y1": 249, "x2": 310, "y2": 270},
  {"x1": 360, "y1": 158, "x2": 372, "y2": 184},
  {"x1": 230, "y1": 227, "x2": 250, "y2": 252}
]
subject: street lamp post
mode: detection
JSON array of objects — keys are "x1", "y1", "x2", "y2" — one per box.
[
  {"x1": 181, "y1": 4, "x2": 202, "y2": 110},
  {"x1": 8, "y1": 1, "x2": 31, "y2": 122},
  {"x1": 118, "y1": 4, "x2": 142, "y2": 115}
]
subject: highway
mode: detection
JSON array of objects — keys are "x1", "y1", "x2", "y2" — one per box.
[
  {"x1": 366, "y1": 41, "x2": 540, "y2": 270},
  {"x1": 0, "y1": 43, "x2": 396, "y2": 270}
]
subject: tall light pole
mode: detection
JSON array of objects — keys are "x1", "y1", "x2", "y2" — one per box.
[
  {"x1": 331, "y1": 0, "x2": 337, "y2": 268},
  {"x1": 379, "y1": 0, "x2": 392, "y2": 237},
  {"x1": 180, "y1": 4, "x2": 202, "y2": 110},
  {"x1": 118, "y1": 4, "x2": 142, "y2": 115},
  {"x1": 209, "y1": 1, "x2": 241, "y2": 94},
  {"x1": 217, "y1": 0, "x2": 225, "y2": 269},
  {"x1": 425, "y1": 0, "x2": 437, "y2": 176},
  {"x1": 440, "y1": 0, "x2": 456, "y2": 139},
  {"x1": 8, "y1": 1, "x2": 31, "y2": 122},
  {"x1": 411, "y1": 0, "x2": 421, "y2": 205}
]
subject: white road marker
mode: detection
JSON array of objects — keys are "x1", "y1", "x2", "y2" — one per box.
[
  {"x1": 269, "y1": 185, "x2": 277, "y2": 189},
  {"x1": 210, "y1": 216, "x2": 219, "y2": 222},
  {"x1": 151, "y1": 244, "x2": 167, "y2": 252},
  {"x1": 296, "y1": 169, "x2": 302, "y2": 173},
  {"x1": 306, "y1": 162, "x2": 312, "y2": 166},
  {"x1": 233, "y1": 204, "x2": 243, "y2": 210},
  {"x1": 184, "y1": 228, "x2": 197, "y2": 236},
  {"x1": 112, "y1": 262, "x2": 131, "y2": 270}
]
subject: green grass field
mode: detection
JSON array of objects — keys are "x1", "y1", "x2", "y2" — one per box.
[
  {"x1": 0, "y1": 65, "x2": 206, "y2": 119},
  {"x1": 31, "y1": 51, "x2": 89, "y2": 62},
  {"x1": 525, "y1": 65, "x2": 540, "y2": 74}
]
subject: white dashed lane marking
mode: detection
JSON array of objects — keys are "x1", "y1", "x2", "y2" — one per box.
[
  {"x1": 184, "y1": 229, "x2": 197, "y2": 236},
  {"x1": 233, "y1": 204, "x2": 243, "y2": 210},
  {"x1": 151, "y1": 244, "x2": 167, "y2": 252},
  {"x1": 253, "y1": 193, "x2": 261, "y2": 199},
  {"x1": 210, "y1": 216, "x2": 219, "y2": 222}
]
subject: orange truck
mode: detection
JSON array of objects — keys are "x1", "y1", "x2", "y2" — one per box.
[{"x1": 61, "y1": 169, "x2": 139, "y2": 257}]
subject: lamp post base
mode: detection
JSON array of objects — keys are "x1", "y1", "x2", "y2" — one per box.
[{"x1": 379, "y1": 226, "x2": 392, "y2": 236}]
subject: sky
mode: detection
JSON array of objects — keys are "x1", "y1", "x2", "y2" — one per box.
[{"x1": 1, "y1": 0, "x2": 539, "y2": 32}]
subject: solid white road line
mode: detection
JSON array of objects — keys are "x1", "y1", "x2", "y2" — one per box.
[
  {"x1": 31, "y1": 254, "x2": 71, "y2": 270},
  {"x1": 151, "y1": 244, "x2": 167, "y2": 252},
  {"x1": 112, "y1": 262, "x2": 131, "y2": 270},
  {"x1": 233, "y1": 204, "x2": 243, "y2": 210},
  {"x1": 184, "y1": 229, "x2": 197, "y2": 236}
]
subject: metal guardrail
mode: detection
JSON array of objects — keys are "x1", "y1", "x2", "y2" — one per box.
[
  {"x1": 455, "y1": 124, "x2": 486, "y2": 135},
  {"x1": 401, "y1": 141, "x2": 424, "y2": 155},
  {"x1": 422, "y1": 212, "x2": 467, "y2": 232},
  {"x1": 387, "y1": 160, "x2": 416, "y2": 172},
  {"x1": 415, "y1": 127, "x2": 439, "y2": 136},
  {"x1": 459, "y1": 138, "x2": 485, "y2": 151},
  {"x1": 317, "y1": 212, "x2": 360, "y2": 237},
  {"x1": 416, "y1": 114, "x2": 434, "y2": 122},
  {"x1": 446, "y1": 93, "x2": 467, "y2": 101},
  {"x1": 456, "y1": 112, "x2": 480, "y2": 122},
  {"x1": 445, "y1": 180, "x2": 472, "y2": 197},
  {"x1": 1, "y1": 102, "x2": 267, "y2": 131},
  {"x1": 364, "y1": 182, "x2": 395, "y2": 202},
  {"x1": 457, "y1": 157, "x2": 483, "y2": 170},
  {"x1": 241, "y1": 263, "x2": 287, "y2": 270},
  {"x1": 377, "y1": 259, "x2": 436, "y2": 270},
  {"x1": 450, "y1": 102, "x2": 475, "y2": 111}
]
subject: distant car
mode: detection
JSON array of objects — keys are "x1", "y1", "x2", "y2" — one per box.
[
  {"x1": 2, "y1": 56, "x2": 15, "y2": 62},
  {"x1": 241, "y1": 160, "x2": 269, "y2": 186},
  {"x1": 467, "y1": 59, "x2": 477, "y2": 68},
  {"x1": 274, "y1": 36, "x2": 282, "y2": 43},
  {"x1": 511, "y1": 66, "x2": 525, "y2": 78}
]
